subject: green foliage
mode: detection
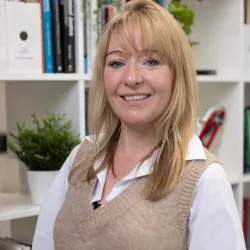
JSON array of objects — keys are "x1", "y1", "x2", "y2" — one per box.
[
  {"x1": 168, "y1": 0, "x2": 194, "y2": 36},
  {"x1": 8, "y1": 113, "x2": 80, "y2": 171},
  {"x1": 168, "y1": 0, "x2": 199, "y2": 46}
]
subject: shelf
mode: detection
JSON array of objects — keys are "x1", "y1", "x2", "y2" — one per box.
[
  {"x1": 0, "y1": 73, "x2": 239, "y2": 84},
  {"x1": 0, "y1": 193, "x2": 40, "y2": 221},
  {"x1": 243, "y1": 173, "x2": 250, "y2": 183},
  {"x1": 0, "y1": 73, "x2": 92, "y2": 82},
  {"x1": 197, "y1": 75, "x2": 240, "y2": 84},
  {"x1": 227, "y1": 173, "x2": 241, "y2": 185}
]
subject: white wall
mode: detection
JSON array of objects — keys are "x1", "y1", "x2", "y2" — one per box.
[{"x1": 0, "y1": 82, "x2": 6, "y2": 131}]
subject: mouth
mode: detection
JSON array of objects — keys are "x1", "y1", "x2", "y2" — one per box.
[{"x1": 121, "y1": 94, "x2": 151, "y2": 101}]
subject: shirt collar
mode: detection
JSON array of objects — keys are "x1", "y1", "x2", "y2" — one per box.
[{"x1": 93, "y1": 134, "x2": 206, "y2": 181}]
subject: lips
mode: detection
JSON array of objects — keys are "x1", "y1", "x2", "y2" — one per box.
[
  {"x1": 122, "y1": 94, "x2": 151, "y2": 101},
  {"x1": 120, "y1": 93, "x2": 151, "y2": 101}
]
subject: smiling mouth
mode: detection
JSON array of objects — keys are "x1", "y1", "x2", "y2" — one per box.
[{"x1": 122, "y1": 94, "x2": 151, "y2": 101}]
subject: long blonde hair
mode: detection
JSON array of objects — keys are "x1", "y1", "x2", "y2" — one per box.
[{"x1": 70, "y1": 0, "x2": 198, "y2": 201}]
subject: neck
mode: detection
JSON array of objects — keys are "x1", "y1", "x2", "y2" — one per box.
[{"x1": 117, "y1": 122, "x2": 160, "y2": 158}]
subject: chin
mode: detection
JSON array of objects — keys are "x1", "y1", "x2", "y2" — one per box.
[{"x1": 121, "y1": 116, "x2": 152, "y2": 128}]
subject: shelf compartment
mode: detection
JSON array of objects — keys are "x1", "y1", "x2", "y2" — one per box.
[
  {"x1": 243, "y1": 173, "x2": 250, "y2": 183},
  {"x1": 0, "y1": 193, "x2": 40, "y2": 221},
  {"x1": 197, "y1": 75, "x2": 240, "y2": 84},
  {"x1": 228, "y1": 173, "x2": 241, "y2": 185}
]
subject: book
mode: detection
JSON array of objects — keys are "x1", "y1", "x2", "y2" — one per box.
[
  {"x1": 243, "y1": 198, "x2": 249, "y2": 245},
  {"x1": 51, "y1": 0, "x2": 63, "y2": 72},
  {"x1": 63, "y1": 0, "x2": 75, "y2": 73},
  {"x1": 5, "y1": 1, "x2": 43, "y2": 73},
  {"x1": 245, "y1": 0, "x2": 250, "y2": 24},
  {"x1": 42, "y1": 0, "x2": 55, "y2": 73},
  {"x1": 245, "y1": 107, "x2": 250, "y2": 172},
  {"x1": 0, "y1": 1, "x2": 7, "y2": 73},
  {"x1": 85, "y1": 87, "x2": 89, "y2": 136},
  {"x1": 83, "y1": 6, "x2": 88, "y2": 73}
]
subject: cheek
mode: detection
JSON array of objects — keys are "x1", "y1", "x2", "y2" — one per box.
[
  {"x1": 104, "y1": 70, "x2": 119, "y2": 95},
  {"x1": 151, "y1": 72, "x2": 173, "y2": 96},
  {"x1": 153, "y1": 73, "x2": 173, "y2": 109}
]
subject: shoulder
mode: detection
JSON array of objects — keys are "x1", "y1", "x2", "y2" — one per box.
[
  {"x1": 61, "y1": 137, "x2": 93, "y2": 176},
  {"x1": 70, "y1": 137, "x2": 92, "y2": 168},
  {"x1": 196, "y1": 162, "x2": 231, "y2": 194},
  {"x1": 188, "y1": 163, "x2": 245, "y2": 249},
  {"x1": 198, "y1": 162, "x2": 228, "y2": 184},
  {"x1": 191, "y1": 162, "x2": 234, "y2": 212},
  {"x1": 67, "y1": 137, "x2": 94, "y2": 184},
  {"x1": 68, "y1": 144, "x2": 81, "y2": 167}
]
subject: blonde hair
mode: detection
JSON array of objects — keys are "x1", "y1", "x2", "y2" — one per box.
[{"x1": 70, "y1": 0, "x2": 198, "y2": 201}]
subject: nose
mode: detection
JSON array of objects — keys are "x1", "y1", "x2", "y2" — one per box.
[{"x1": 125, "y1": 63, "x2": 143, "y2": 87}]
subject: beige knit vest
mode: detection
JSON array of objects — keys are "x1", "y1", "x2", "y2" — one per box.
[{"x1": 54, "y1": 140, "x2": 217, "y2": 250}]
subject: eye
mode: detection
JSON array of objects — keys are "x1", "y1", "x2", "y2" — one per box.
[
  {"x1": 144, "y1": 59, "x2": 160, "y2": 67},
  {"x1": 108, "y1": 61, "x2": 125, "y2": 69}
]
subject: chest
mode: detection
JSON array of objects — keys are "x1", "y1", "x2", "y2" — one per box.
[
  {"x1": 100, "y1": 156, "x2": 142, "y2": 203},
  {"x1": 53, "y1": 179, "x2": 187, "y2": 250}
]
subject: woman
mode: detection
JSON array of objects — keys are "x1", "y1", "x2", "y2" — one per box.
[{"x1": 32, "y1": 0, "x2": 246, "y2": 249}]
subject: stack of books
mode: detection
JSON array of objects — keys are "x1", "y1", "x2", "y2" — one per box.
[
  {"x1": 0, "y1": 0, "x2": 75, "y2": 74},
  {"x1": 41, "y1": 0, "x2": 75, "y2": 73}
]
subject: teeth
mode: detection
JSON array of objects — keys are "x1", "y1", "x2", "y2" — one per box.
[{"x1": 124, "y1": 95, "x2": 149, "y2": 101}]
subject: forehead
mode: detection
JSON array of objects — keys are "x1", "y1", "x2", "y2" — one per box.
[{"x1": 107, "y1": 24, "x2": 149, "y2": 54}]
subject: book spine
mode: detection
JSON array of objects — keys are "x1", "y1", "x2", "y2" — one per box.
[
  {"x1": 85, "y1": 87, "x2": 89, "y2": 136},
  {"x1": 51, "y1": 0, "x2": 63, "y2": 73},
  {"x1": 0, "y1": 1, "x2": 7, "y2": 73},
  {"x1": 87, "y1": 0, "x2": 97, "y2": 73},
  {"x1": 245, "y1": 107, "x2": 250, "y2": 172},
  {"x1": 244, "y1": 198, "x2": 249, "y2": 245},
  {"x1": 63, "y1": 0, "x2": 75, "y2": 73},
  {"x1": 37, "y1": 0, "x2": 45, "y2": 73},
  {"x1": 83, "y1": 12, "x2": 88, "y2": 74},
  {"x1": 59, "y1": 0, "x2": 65, "y2": 71},
  {"x1": 63, "y1": 0, "x2": 68, "y2": 72},
  {"x1": 42, "y1": 0, "x2": 54, "y2": 73},
  {"x1": 247, "y1": 0, "x2": 250, "y2": 25},
  {"x1": 247, "y1": 198, "x2": 250, "y2": 248}
]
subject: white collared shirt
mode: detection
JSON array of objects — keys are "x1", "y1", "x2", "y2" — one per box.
[{"x1": 32, "y1": 135, "x2": 246, "y2": 250}]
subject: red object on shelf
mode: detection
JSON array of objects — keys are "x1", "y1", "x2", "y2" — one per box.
[
  {"x1": 243, "y1": 198, "x2": 248, "y2": 244},
  {"x1": 196, "y1": 106, "x2": 226, "y2": 149}
]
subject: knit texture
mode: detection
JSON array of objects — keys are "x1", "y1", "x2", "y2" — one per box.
[{"x1": 54, "y1": 140, "x2": 217, "y2": 250}]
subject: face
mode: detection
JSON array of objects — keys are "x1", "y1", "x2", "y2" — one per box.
[{"x1": 104, "y1": 27, "x2": 173, "y2": 129}]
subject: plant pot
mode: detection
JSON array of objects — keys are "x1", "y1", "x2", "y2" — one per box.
[{"x1": 27, "y1": 170, "x2": 59, "y2": 205}]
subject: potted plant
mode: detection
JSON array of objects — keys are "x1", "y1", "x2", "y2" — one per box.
[{"x1": 8, "y1": 112, "x2": 80, "y2": 204}]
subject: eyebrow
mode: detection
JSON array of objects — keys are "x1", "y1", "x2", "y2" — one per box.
[
  {"x1": 105, "y1": 48, "x2": 158, "y2": 58},
  {"x1": 106, "y1": 50, "x2": 122, "y2": 58}
]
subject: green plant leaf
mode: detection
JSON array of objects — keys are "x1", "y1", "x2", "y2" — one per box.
[
  {"x1": 7, "y1": 112, "x2": 81, "y2": 171},
  {"x1": 168, "y1": 1, "x2": 195, "y2": 37}
]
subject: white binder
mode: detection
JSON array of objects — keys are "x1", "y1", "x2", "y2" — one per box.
[
  {"x1": 244, "y1": 25, "x2": 250, "y2": 80},
  {"x1": 0, "y1": 0, "x2": 7, "y2": 73},
  {"x1": 5, "y1": 1, "x2": 43, "y2": 73}
]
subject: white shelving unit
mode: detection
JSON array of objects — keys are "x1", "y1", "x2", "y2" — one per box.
[
  {"x1": 0, "y1": 193, "x2": 39, "y2": 222},
  {"x1": 0, "y1": 74, "x2": 92, "y2": 82},
  {"x1": 184, "y1": 0, "x2": 250, "y2": 220},
  {"x1": 0, "y1": 0, "x2": 250, "y2": 242}
]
